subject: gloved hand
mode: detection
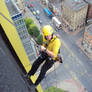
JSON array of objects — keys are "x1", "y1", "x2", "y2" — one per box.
[
  {"x1": 40, "y1": 45, "x2": 46, "y2": 52},
  {"x1": 56, "y1": 55, "x2": 63, "y2": 63}
]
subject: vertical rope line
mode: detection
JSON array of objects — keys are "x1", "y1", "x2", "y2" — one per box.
[
  {"x1": 54, "y1": 63, "x2": 58, "y2": 88},
  {"x1": 44, "y1": 75, "x2": 50, "y2": 92}
]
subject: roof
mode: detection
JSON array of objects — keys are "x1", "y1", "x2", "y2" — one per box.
[
  {"x1": 5, "y1": 0, "x2": 20, "y2": 16},
  {"x1": 62, "y1": 0, "x2": 88, "y2": 11}
]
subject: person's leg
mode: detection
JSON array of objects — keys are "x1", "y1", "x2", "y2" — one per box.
[
  {"x1": 28, "y1": 56, "x2": 45, "y2": 76},
  {"x1": 27, "y1": 51, "x2": 48, "y2": 77},
  {"x1": 34, "y1": 58, "x2": 55, "y2": 86}
]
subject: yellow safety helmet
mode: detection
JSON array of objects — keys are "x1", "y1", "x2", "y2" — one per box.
[{"x1": 42, "y1": 25, "x2": 54, "y2": 36}]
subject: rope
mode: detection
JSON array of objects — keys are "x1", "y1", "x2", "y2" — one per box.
[
  {"x1": 54, "y1": 63, "x2": 58, "y2": 88},
  {"x1": 44, "y1": 75, "x2": 49, "y2": 89},
  {"x1": 0, "y1": 12, "x2": 15, "y2": 26},
  {"x1": 44, "y1": 62, "x2": 58, "y2": 92},
  {"x1": 44, "y1": 74, "x2": 51, "y2": 92}
]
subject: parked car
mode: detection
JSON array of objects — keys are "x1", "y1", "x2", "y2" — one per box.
[
  {"x1": 32, "y1": 11, "x2": 37, "y2": 15},
  {"x1": 27, "y1": 5, "x2": 30, "y2": 8},
  {"x1": 36, "y1": 10, "x2": 40, "y2": 15},
  {"x1": 36, "y1": 15, "x2": 40, "y2": 20},
  {"x1": 30, "y1": 8, "x2": 34, "y2": 12},
  {"x1": 30, "y1": 4, "x2": 34, "y2": 8},
  {"x1": 39, "y1": 20, "x2": 42, "y2": 24}
]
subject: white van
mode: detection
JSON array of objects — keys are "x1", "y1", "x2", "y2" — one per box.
[{"x1": 52, "y1": 17, "x2": 62, "y2": 29}]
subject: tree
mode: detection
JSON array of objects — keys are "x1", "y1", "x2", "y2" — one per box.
[
  {"x1": 44, "y1": 86, "x2": 66, "y2": 92},
  {"x1": 36, "y1": 34, "x2": 43, "y2": 45},
  {"x1": 28, "y1": 24, "x2": 40, "y2": 37},
  {"x1": 24, "y1": 18, "x2": 34, "y2": 29}
]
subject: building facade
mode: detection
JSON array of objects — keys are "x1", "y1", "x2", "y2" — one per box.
[
  {"x1": 82, "y1": 24, "x2": 92, "y2": 55},
  {"x1": 61, "y1": 0, "x2": 88, "y2": 32},
  {"x1": 5, "y1": 0, "x2": 37, "y2": 63}
]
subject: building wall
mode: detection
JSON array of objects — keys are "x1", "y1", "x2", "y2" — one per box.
[
  {"x1": 0, "y1": 0, "x2": 43, "y2": 91},
  {"x1": 83, "y1": 0, "x2": 92, "y2": 20},
  {"x1": 82, "y1": 25, "x2": 92, "y2": 54},
  {"x1": 87, "y1": 4, "x2": 92, "y2": 19},
  {"x1": 62, "y1": 4, "x2": 74, "y2": 24},
  {"x1": 62, "y1": 3, "x2": 74, "y2": 31},
  {"x1": 74, "y1": 5, "x2": 88, "y2": 28}
]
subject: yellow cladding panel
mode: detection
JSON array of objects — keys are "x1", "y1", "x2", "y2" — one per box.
[{"x1": 0, "y1": 0, "x2": 43, "y2": 92}]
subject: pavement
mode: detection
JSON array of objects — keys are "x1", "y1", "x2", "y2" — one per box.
[
  {"x1": 58, "y1": 79, "x2": 87, "y2": 92},
  {"x1": 22, "y1": 0, "x2": 92, "y2": 92}
]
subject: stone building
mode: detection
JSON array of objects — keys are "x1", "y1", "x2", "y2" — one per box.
[
  {"x1": 14, "y1": 0, "x2": 26, "y2": 13},
  {"x1": 16, "y1": 0, "x2": 25, "y2": 10},
  {"x1": 82, "y1": 24, "x2": 92, "y2": 55},
  {"x1": 61, "y1": 0, "x2": 88, "y2": 32}
]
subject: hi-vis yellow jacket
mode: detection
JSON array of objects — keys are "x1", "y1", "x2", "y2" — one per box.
[{"x1": 43, "y1": 35, "x2": 61, "y2": 60}]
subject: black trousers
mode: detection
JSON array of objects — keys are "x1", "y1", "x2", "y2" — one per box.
[{"x1": 28, "y1": 52, "x2": 55, "y2": 86}]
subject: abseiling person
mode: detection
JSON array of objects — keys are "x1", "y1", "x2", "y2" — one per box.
[{"x1": 25, "y1": 25, "x2": 61, "y2": 88}]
